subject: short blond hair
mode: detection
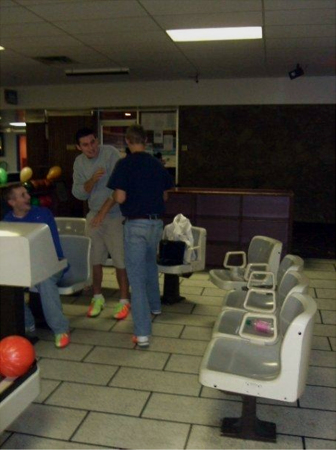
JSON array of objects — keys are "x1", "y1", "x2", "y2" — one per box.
[{"x1": 126, "y1": 125, "x2": 147, "y2": 145}]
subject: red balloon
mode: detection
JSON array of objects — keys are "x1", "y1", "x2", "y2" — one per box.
[{"x1": 0, "y1": 336, "x2": 35, "y2": 378}]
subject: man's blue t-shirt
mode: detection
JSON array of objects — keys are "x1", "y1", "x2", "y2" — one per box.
[
  {"x1": 107, "y1": 152, "x2": 174, "y2": 217},
  {"x1": 3, "y1": 206, "x2": 64, "y2": 259}
]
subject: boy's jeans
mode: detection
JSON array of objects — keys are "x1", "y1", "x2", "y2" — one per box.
[
  {"x1": 124, "y1": 219, "x2": 163, "y2": 337},
  {"x1": 25, "y1": 270, "x2": 69, "y2": 335}
]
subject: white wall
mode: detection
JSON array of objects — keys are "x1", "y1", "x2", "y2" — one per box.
[
  {"x1": 1, "y1": 76, "x2": 335, "y2": 110},
  {"x1": 0, "y1": 133, "x2": 18, "y2": 173}
]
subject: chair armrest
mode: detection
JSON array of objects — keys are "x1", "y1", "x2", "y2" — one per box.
[
  {"x1": 243, "y1": 288, "x2": 276, "y2": 313},
  {"x1": 184, "y1": 244, "x2": 200, "y2": 263},
  {"x1": 239, "y1": 312, "x2": 278, "y2": 344},
  {"x1": 244, "y1": 263, "x2": 269, "y2": 281},
  {"x1": 224, "y1": 251, "x2": 247, "y2": 269},
  {"x1": 247, "y1": 271, "x2": 275, "y2": 290}
]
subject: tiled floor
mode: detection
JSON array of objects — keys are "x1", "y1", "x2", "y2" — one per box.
[{"x1": 1, "y1": 259, "x2": 336, "y2": 449}]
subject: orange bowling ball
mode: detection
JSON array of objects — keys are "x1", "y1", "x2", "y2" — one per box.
[{"x1": 0, "y1": 336, "x2": 35, "y2": 378}]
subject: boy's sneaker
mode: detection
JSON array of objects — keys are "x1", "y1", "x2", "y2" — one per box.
[
  {"x1": 55, "y1": 333, "x2": 70, "y2": 349},
  {"x1": 113, "y1": 302, "x2": 130, "y2": 320},
  {"x1": 87, "y1": 298, "x2": 105, "y2": 318},
  {"x1": 151, "y1": 310, "x2": 161, "y2": 316},
  {"x1": 132, "y1": 335, "x2": 149, "y2": 348}
]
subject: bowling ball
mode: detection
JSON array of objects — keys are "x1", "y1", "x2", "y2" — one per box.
[
  {"x1": 39, "y1": 195, "x2": 52, "y2": 208},
  {"x1": 30, "y1": 196, "x2": 40, "y2": 206},
  {"x1": 20, "y1": 166, "x2": 33, "y2": 182},
  {"x1": 46, "y1": 166, "x2": 62, "y2": 180},
  {"x1": 22, "y1": 181, "x2": 34, "y2": 193},
  {"x1": 0, "y1": 167, "x2": 8, "y2": 185},
  {"x1": 0, "y1": 336, "x2": 35, "y2": 378}
]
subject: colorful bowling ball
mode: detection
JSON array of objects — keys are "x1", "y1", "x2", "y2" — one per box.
[
  {"x1": 22, "y1": 181, "x2": 34, "y2": 193},
  {"x1": 0, "y1": 167, "x2": 8, "y2": 185},
  {"x1": 46, "y1": 166, "x2": 62, "y2": 180},
  {"x1": 20, "y1": 166, "x2": 33, "y2": 183},
  {"x1": 30, "y1": 196, "x2": 40, "y2": 206},
  {"x1": 0, "y1": 336, "x2": 35, "y2": 378}
]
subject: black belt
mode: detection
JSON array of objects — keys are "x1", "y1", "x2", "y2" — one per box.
[{"x1": 125, "y1": 214, "x2": 161, "y2": 220}]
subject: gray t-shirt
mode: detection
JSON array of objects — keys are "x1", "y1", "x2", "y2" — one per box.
[{"x1": 72, "y1": 145, "x2": 122, "y2": 217}]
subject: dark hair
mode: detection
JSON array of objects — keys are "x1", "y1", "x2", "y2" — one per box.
[
  {"x1": 3, "y1": 183, "x2": 24, "y2": 202},
  {"x1": 126, "y1": 125, "x2": 147, "y2": 145},
  {"x1": 75, "y1": 127, "x2": 96, "y2": 145}
]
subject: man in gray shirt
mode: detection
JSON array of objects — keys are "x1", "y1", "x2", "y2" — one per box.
[{"x1": 72, "y1": 128, "x2": 130, "y2": 319}]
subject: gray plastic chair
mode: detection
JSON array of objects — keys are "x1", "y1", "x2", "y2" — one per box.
[
  {"x1": 221, "y1": 254, "x2": 304, "y2": 312},
  {"x1": 199, "y1": 292, "x2": 317, "y2": 442},
  {"x1": 57, "y1": 235, "x2": 91, "y2": 295},
  {"x1": 157, "y1": 226, "x2": 207, "y2": 304},
  {"x1": 209, "y1": 235, "x2": 283, "y2": 290},
  {"x1": 212, "y1": 269, "x2": 309, "y2": 340}
]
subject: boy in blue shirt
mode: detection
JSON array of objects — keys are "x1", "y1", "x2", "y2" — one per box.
[{"x1": 3, "y1": 184, "x2": 70, "y2": 348}]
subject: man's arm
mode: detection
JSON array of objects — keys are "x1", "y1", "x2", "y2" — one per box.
[
  {"x1": 114, "y1": 189, "x2": 126, "y2": 204},
  {"x1": 91, "y1": 195, "x2": 117, "y2": 227}
]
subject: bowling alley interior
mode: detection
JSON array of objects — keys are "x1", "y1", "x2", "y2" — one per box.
[{"x1": 0, "y1": 1, "x2": 335, "y2": 449}]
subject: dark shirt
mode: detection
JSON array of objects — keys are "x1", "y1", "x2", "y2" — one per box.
[{"x1": 107, "y1": 152, "x2": 174, "y2": 217}]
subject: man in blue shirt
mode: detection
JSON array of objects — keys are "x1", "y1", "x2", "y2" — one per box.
[
  {"x1": 95, "y1": 125, "x2": 174, "y2": 347},
  {"x1": 3, "y1": 184, "x2": 70, "y2": 348}
]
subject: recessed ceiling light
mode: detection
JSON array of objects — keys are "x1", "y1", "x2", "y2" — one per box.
[
  {"x1": 0, "y1": 46, "x2": 5, "y2": 51},
  {"x1": 10, "y1": 122, "x2": 26, "y2": 127},
  {"x1": 166, "y1": 27, "x2": 262, "y2": 42}
]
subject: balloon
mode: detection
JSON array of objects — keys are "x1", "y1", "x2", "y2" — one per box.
[
  {"x1": 0, "y1": 335, "x2": 35, "y2": 378},
  {"x1": 0, "y1": 167, "x2": 8, "y2": 185},
  {"x1": 20, "y1": 166, "x2": 33, "y2": 183},
  {"x1": 46, "y1": 166, "x2": 62, "y2": 180},
  {"x1": 30, "y1": 196, "x2": 40, "y2": 206},
  {"x1": 22, "y1": 181, "x2": 34, "y2": 193}
]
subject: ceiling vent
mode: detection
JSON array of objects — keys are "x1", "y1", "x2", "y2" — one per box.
[{"x1": 34, "y1": 56, "x2": 75, "y2": 65}]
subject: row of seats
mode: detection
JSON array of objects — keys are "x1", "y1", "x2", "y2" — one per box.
[{"x1": 199, "y1": 247, "x2": 317, "y2": 443}]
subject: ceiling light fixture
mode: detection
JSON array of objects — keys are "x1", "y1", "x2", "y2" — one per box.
[
  {"x1": 9, "y1": 122, "x2": 26, "y2": 127},
  {"x1": 0, "y1": 46, "x2": 5, "y2": 51},
  {"x1": 65, "y1": 67, "x2": 129, "y2": 77},
  {"x1": 166, "y1": 26, "x2": 262, "y2": 42}
]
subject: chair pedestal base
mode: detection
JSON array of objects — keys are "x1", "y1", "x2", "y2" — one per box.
[
  {"x1": 221, "y1": 396, "x2": 276, "y2": 443},
  {"x1": 161, "y1": 274, "x2": 185, "y2": 305}
]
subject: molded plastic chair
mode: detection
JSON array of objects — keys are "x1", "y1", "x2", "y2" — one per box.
[
  {"x1": 199, "y1": 292, "x2": 317, "y2": 442},
  {"x1": 221, "y1": 254, "x2": 304, "y2": 312},
  {"x1": 212, "y1": 269, "x2": 309, "y2": 341},
  {"x1": 57, "y1": 235, "x2": 91, "y2": 295},
  {"x1": 55, "y1": 216, "x2": 113, "y2": 267},
  {"x1": 209, "y1": 236, "x2": 283, "y2": 291},
  {"x1": 55, "y1": 217, "x2": 86, "y2": 236},
  {"x1": 157, "y1": 226, "x2": 207, "y2": 304}
]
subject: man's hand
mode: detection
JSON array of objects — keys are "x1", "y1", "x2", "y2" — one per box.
[
  {"x1": 84, "y1": 168, "x2": 106, "y2": 193},
  {"x1": 91, "y1": 212, "x2": 105, "y2": 228}
]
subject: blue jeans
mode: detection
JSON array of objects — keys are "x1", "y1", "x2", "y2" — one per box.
[
  {"x1": 26, "y1": 270, "x2": 69, "y2": 335},
  {"x1": 124, "y1": 219, "x2": 163, "y2": 337}
]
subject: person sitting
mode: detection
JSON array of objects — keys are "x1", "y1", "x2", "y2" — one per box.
[{"x1": 2, "y1": 183, "x2": 70, "y2": 349}]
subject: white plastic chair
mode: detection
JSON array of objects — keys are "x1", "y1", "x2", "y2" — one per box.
[
  {"x1": 57, "y1": 235, "x2": 91, "y2": 295},
  {"x1": 55, "y1": 216, "x2": 113, "y2": 267},
  {"x1": 209, "y1": 235, "x2": 283, "y2": 290},
  {"x1": 157, "y1": 226, "x2": 207, "y2": 304},
  {"x1": 199, "y1": 292, "x2": 317, "y2": 442},
  {"x1": 212, "y1": 269, "x2": 309, "y2": 341},
  {"x1": 221, "y1": 254, "x2": 304, "y2": 312}
]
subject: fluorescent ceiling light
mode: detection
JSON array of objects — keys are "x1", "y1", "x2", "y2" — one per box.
[
  {"x1": 166, "y1": 27, "x2": 262, "y2": 42},
  {"x1": 65, "y1": 67, "x2": 129, "y2": 77},
  {"x1": 10, "y1": 122, "x2": 26, "y2": 127}
]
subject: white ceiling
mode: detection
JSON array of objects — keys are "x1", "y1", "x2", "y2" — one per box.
[{"x1": 0, "y1": 0, "x2": 335, "y2": 87}]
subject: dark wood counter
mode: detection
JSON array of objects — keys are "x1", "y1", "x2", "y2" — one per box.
[{"x1": 163, "y1": 187, "x2": 294, "y2": 267}]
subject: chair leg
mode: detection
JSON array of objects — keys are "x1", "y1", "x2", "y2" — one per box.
[
  {"x1": 220, "y1": 395, "x2": 276, "y2": 442},
  {"x1": 161, "y1": 274, "x2": 185, "y2": 305}
]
